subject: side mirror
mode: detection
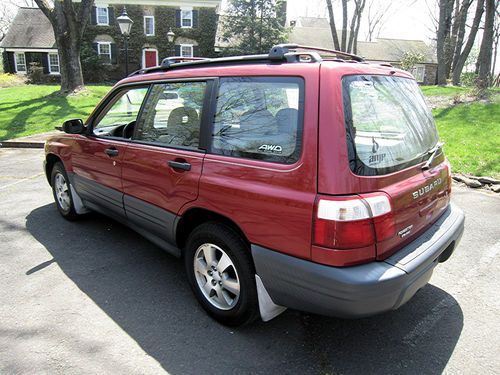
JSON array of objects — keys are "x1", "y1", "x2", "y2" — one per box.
[{"x1": 62, "y1": 119, "x2": 85, "y2": 134}]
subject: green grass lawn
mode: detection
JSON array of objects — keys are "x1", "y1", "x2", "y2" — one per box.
[
  {"x1": 0, "y1": 83, "x2": 499, "y2": 177},
  {"x1": 434, "y1": 99, "x2": 500, "y2": 178},
  {"x1": 0, "y1": 85, "x2": 111, "y2": 140}
]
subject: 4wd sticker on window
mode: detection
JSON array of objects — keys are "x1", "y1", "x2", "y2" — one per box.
[{"x1": 258, "y1": 144, "x2": 283, "y2": 154}]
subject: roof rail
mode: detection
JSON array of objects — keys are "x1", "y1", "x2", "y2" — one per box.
[
  {"x1": 161, "y1": 56, "x2": 209, "y2": 68},
  {"x1": 269, "y1": 44, "x2": 364, "y2": 62},
  {"x1": 126, "y1": 43, "x2": 363, "y2": 77}
]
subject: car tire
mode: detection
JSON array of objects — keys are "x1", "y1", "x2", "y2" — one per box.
[
  {"x1": 51, "y1": 162, "x2": 80, "y2": 221},
  {"x1": 184, "y1": 222, "x2": 259, "y2": 326}
]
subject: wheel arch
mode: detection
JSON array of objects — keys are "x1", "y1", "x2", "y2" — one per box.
[
  {"x1": 176, "y1": 208, "x2": 250, "y2": 253},
  {"x1": 45, "y1": 153, "x2": 63, "y2": 185}
]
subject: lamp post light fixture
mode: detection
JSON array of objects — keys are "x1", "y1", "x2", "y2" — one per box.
[
  {"x1": 117, "y1": 7, "x2": 134, "y2": 76},
  {"x1": 167, "y1": 28, "x2": 176, "y2": 56}
]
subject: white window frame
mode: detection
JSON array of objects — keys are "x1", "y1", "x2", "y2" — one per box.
[
  {"x1": 180, "y1": 44, "x2": 193, "y2": 58},
  {"x1": 96, "y1": 6, "x2": 109, "y2": 26},
  {"x1": 412, "y1": 64, "x2": 426, "y2": 83},
  {"x1": 48, "y1": 53, "x2": 60, "y2": 74},
  {"x1": 181, "y1": 9, "x2": 193, "y2": 28},
  {"x1": 14, "y1": 52, "x2": 27, "y2": 74},
  {"x1": 142, "y1": 48, "x2": 158, "y2": 69},
  {"x1": 97, "y1": 42, "x2": 112, "y2": 64},
  {"x1": 144, "y1": 16, "x2": 155, "y2": 36}
]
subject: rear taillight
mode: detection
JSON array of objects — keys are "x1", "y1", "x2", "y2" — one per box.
[{"x1": 313, "y1": 192, "x2": 395, "y2": 250}]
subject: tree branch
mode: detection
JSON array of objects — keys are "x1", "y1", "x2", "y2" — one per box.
[{"x1": 33, "y1": 0, "x2": 55, "y2": 22}]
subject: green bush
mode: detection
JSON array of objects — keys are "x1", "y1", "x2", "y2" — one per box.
[{"x1": 460, "y1": 72, "x2": 478, "y2": 87}]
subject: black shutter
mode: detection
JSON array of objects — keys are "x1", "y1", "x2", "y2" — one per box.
[
  {"x1": 92, "y1": 42, "x2": 99, "y2": 54},
  {"x1": 175, "y1": 10, "x2": 181, "y2": 27},
  {"x1": 111, "y1": 43, "x2": 118, "y2": 64},
  {"x1": 6, "y1": 52, "x2": 15, "y2": 74},
  {"x1": 42, "y1": 53, "x2": 50, "y2": 74},
  {"x1": 174, "y1": 45, "x2": 181, "y2": 56},
  {"x1": 193, "y1": 46, "x2": 200, "y2": 57},
  {"x1": 91, "y1": 6, "x2": 97, "y2": 25},
  {"x1": 108, "y1": 7, "x2": 115, "y2": 25},
  {"x1": 192, "y1": 10, "x2": 198, "y2": 28}
]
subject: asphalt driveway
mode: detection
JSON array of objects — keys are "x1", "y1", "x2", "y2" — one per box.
[{"x1": 1, "y1": 148, "x2": 499, "y2": 375}]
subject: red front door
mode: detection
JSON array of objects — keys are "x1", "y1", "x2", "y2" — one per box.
[{"x1": 144, "y1": 50, "x2": 157, "y2": 68}]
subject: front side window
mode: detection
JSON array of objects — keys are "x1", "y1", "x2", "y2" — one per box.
[
  {"x1": 97, "y1": 42, "x2": 111, "y2": 64},
  {"x1": 134, "y1": 81, "x2": 207, "y2": 149},
  {"x1": 48, "y1": 53, "x2": 60, "y2": 73},
  {"x1": 211, "y1": 77, "x2": 304, "y2": 164},
  {"x1": 180, "y1": 44, "x2": 193, "y2": 57},
  {"x1": 181, "y1": 10, "x2": 193, "y2": 27},
  {"x1": 93, "y1": 87, "x2": 149, "y2": 137},
  {"x1": 144, "y1": 16, "x2": 155, "y2": 36},
  {"x1": 343, "y1": 75, "x2": 439, "y2": 176},
  {"x1": 15, "y1": 53, "x2": 26, "y2": 72},
  {"x1": 96, "y1": 7, "x2": 109, "y2": 25},
  {"x1": 411, "y1": 65, "x2": 425, "y2": 83}
]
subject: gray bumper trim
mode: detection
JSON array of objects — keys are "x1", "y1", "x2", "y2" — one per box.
[{"x1": 252, "y1": 203, "x2": 465, "y2": 319}]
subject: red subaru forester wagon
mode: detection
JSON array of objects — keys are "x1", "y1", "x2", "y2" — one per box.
[{"x1": 44, "y1": 45, "x2": 465, "y2": 326}]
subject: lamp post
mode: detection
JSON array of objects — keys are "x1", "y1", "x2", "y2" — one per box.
[
  {"x1": 167, "y1": 28, "x2": 176, "y2": 57},
  {"x1": 117, "y1": 7, "x2": 133, "y2": 76}
]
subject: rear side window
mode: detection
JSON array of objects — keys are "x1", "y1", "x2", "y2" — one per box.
[
  {"x1": 343, "y1": 75, "x2": 439, "y2": 176},
  {"x1": 210, "y1": 77, "x2": 304, "y2": 164}
]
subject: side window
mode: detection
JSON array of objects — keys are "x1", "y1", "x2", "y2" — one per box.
[
  {"x1": 93, "y1": 87, "x2": 148, "y2": 137},
  {"x1": 211, "y1": 77, "x2": 303, "y2": 164},
  {"x1": 134, "y1": 81, "x2": 207, "y2": 149}
]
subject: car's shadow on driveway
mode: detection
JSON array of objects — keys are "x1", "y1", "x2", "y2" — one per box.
[{"x1": 26, "y1": 204, "x2": 463, "y2": 375}]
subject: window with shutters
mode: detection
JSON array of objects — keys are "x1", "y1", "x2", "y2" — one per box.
[
  {"x1": 96, "y1": 7, "x2": 109, "y2": 25},
  {"x1": 97, "y1": 42, "x2": 112, "y2": 64},
  {"x1": 180, "y1": 44, "x2": 193, "y2": 57},
  {"x1": 181, "y1": 9, "x2": 193, "y2": 28},
  {"x1": 144, "y1": 16, "x2": 155, "y2": 36},
  {"x1": 48, "y1": 53, "x2": 60, "y2": 74}
]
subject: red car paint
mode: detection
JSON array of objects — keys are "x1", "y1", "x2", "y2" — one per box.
[{"x1": 44, "y1": 61, "x2": 450, "y2": 267}]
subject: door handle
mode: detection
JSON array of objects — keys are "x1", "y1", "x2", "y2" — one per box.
[
  {"x1": 168, "y1": 160, "x2": 191, "y2": 171},
  {"x1": 104, "y1": 148, "x2": 119, "y2": 157}
]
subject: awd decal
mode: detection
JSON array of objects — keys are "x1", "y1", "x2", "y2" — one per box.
[{"x1": 259, "y1": 144, "x2": 283, "y2": 154}]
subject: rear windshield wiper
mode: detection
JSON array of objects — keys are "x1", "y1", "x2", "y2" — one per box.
[{"x1": 422, "y1": 142, "x2": 444, "y2": 170}]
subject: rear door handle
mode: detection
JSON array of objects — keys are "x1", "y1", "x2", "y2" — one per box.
[
  {"x1": 104, "y1": 148, "x2": 119, "y2": 157},
  {"x1": 168, "y1": 160, "x2": 191, "y2": 171}
]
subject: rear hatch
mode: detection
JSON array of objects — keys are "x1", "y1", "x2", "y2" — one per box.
[{"x1": 342, "y1": 74, "x2": 451, "y2": 260}]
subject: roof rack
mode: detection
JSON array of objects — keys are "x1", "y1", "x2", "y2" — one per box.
[
  {"x1": 161, "y1": 56, "x2": 209, "y2": 68},
  {"x1": 127, "y1": 43, "x2": 364, "y2": 77}
]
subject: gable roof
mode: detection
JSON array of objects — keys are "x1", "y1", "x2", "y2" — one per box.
[
  {"x1": 289, "y1": 17, "x2": 437, "y2": 64},
  {"x1": 0, "y1": 8, "x2": 56, "y2": 49}
]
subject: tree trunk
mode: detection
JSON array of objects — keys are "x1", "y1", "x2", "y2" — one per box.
[
  {"x1": 34, "y1": 0, "x2": 94, "y2": 94},
  {"x1": 341, "y1": 0, "x2": 348, "y2": 51},
  {"x1": 436, "y1": 0, "x2": 453, "y2": 85},
  {"x1": 477, "y1": 0, "x2": 496, "y2": 89},
  {"x1": 326, "y1": 0, "x2": 340, "y2": 50},
  {"x1": 452, "y1": 0, "x2": 484, "y2": 85},
  {"x1": 450, "y1": 0, "x2": 472, "y2": 75}
]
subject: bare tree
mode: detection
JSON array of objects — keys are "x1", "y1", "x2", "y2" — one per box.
[
  {"x1": 0, "y1": 4, "x2": 14, "y2": 42},
  {"x1": 491, "y1": 7, "x2": 500, "y2": 78},
  {"x1": 476, "y1": 0, "x2": 497, "y2": 89},
  {"x1": 365, "y1": 0, "x2": 386, "y2": 42},
  {"x1": 326, "y1": 0, "x2": 367, "y2": 54},
  {"x1": 33, "y1": 0, "x2": 94, "y2": 93},
  {"x1": 451, "y1": 0, "x2": 485, "y2": 84},
  {"x1": 436, "y1": 0, "x2": 454, "y2": 84},
  {"x1": 448, "y1": 0, "x2": 473, "y2": 77}
]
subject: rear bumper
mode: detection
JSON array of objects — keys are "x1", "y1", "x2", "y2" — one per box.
[{"x1": 252, "y1": 203, "x2": 464, "y2": 318}]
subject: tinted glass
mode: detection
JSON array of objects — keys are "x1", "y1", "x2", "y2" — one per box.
[
  {"x1": 343, "y1": 75, "x2": 439, "y2": 175},
  {"x1": 211, "y1": 77, "x2": 303, "y2": 164},
  {"x1": 134, "y1": 81, "x2": 206, "y2": 148},
  {"x1": 93, "y1": 87, "x2": 148, "y2": 137}
]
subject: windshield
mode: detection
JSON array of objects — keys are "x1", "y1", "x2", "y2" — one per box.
[{"x1": 343, "y1": 75, "x2": 439, "y2": 176}]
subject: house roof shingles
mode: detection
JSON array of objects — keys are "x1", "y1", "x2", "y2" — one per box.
[
  {"x1": 0, "y1": 8, "x2": 56, "y2": 49},
  {"x1": 288, "y1": 17, "x2": 437, "y2": 64}
]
